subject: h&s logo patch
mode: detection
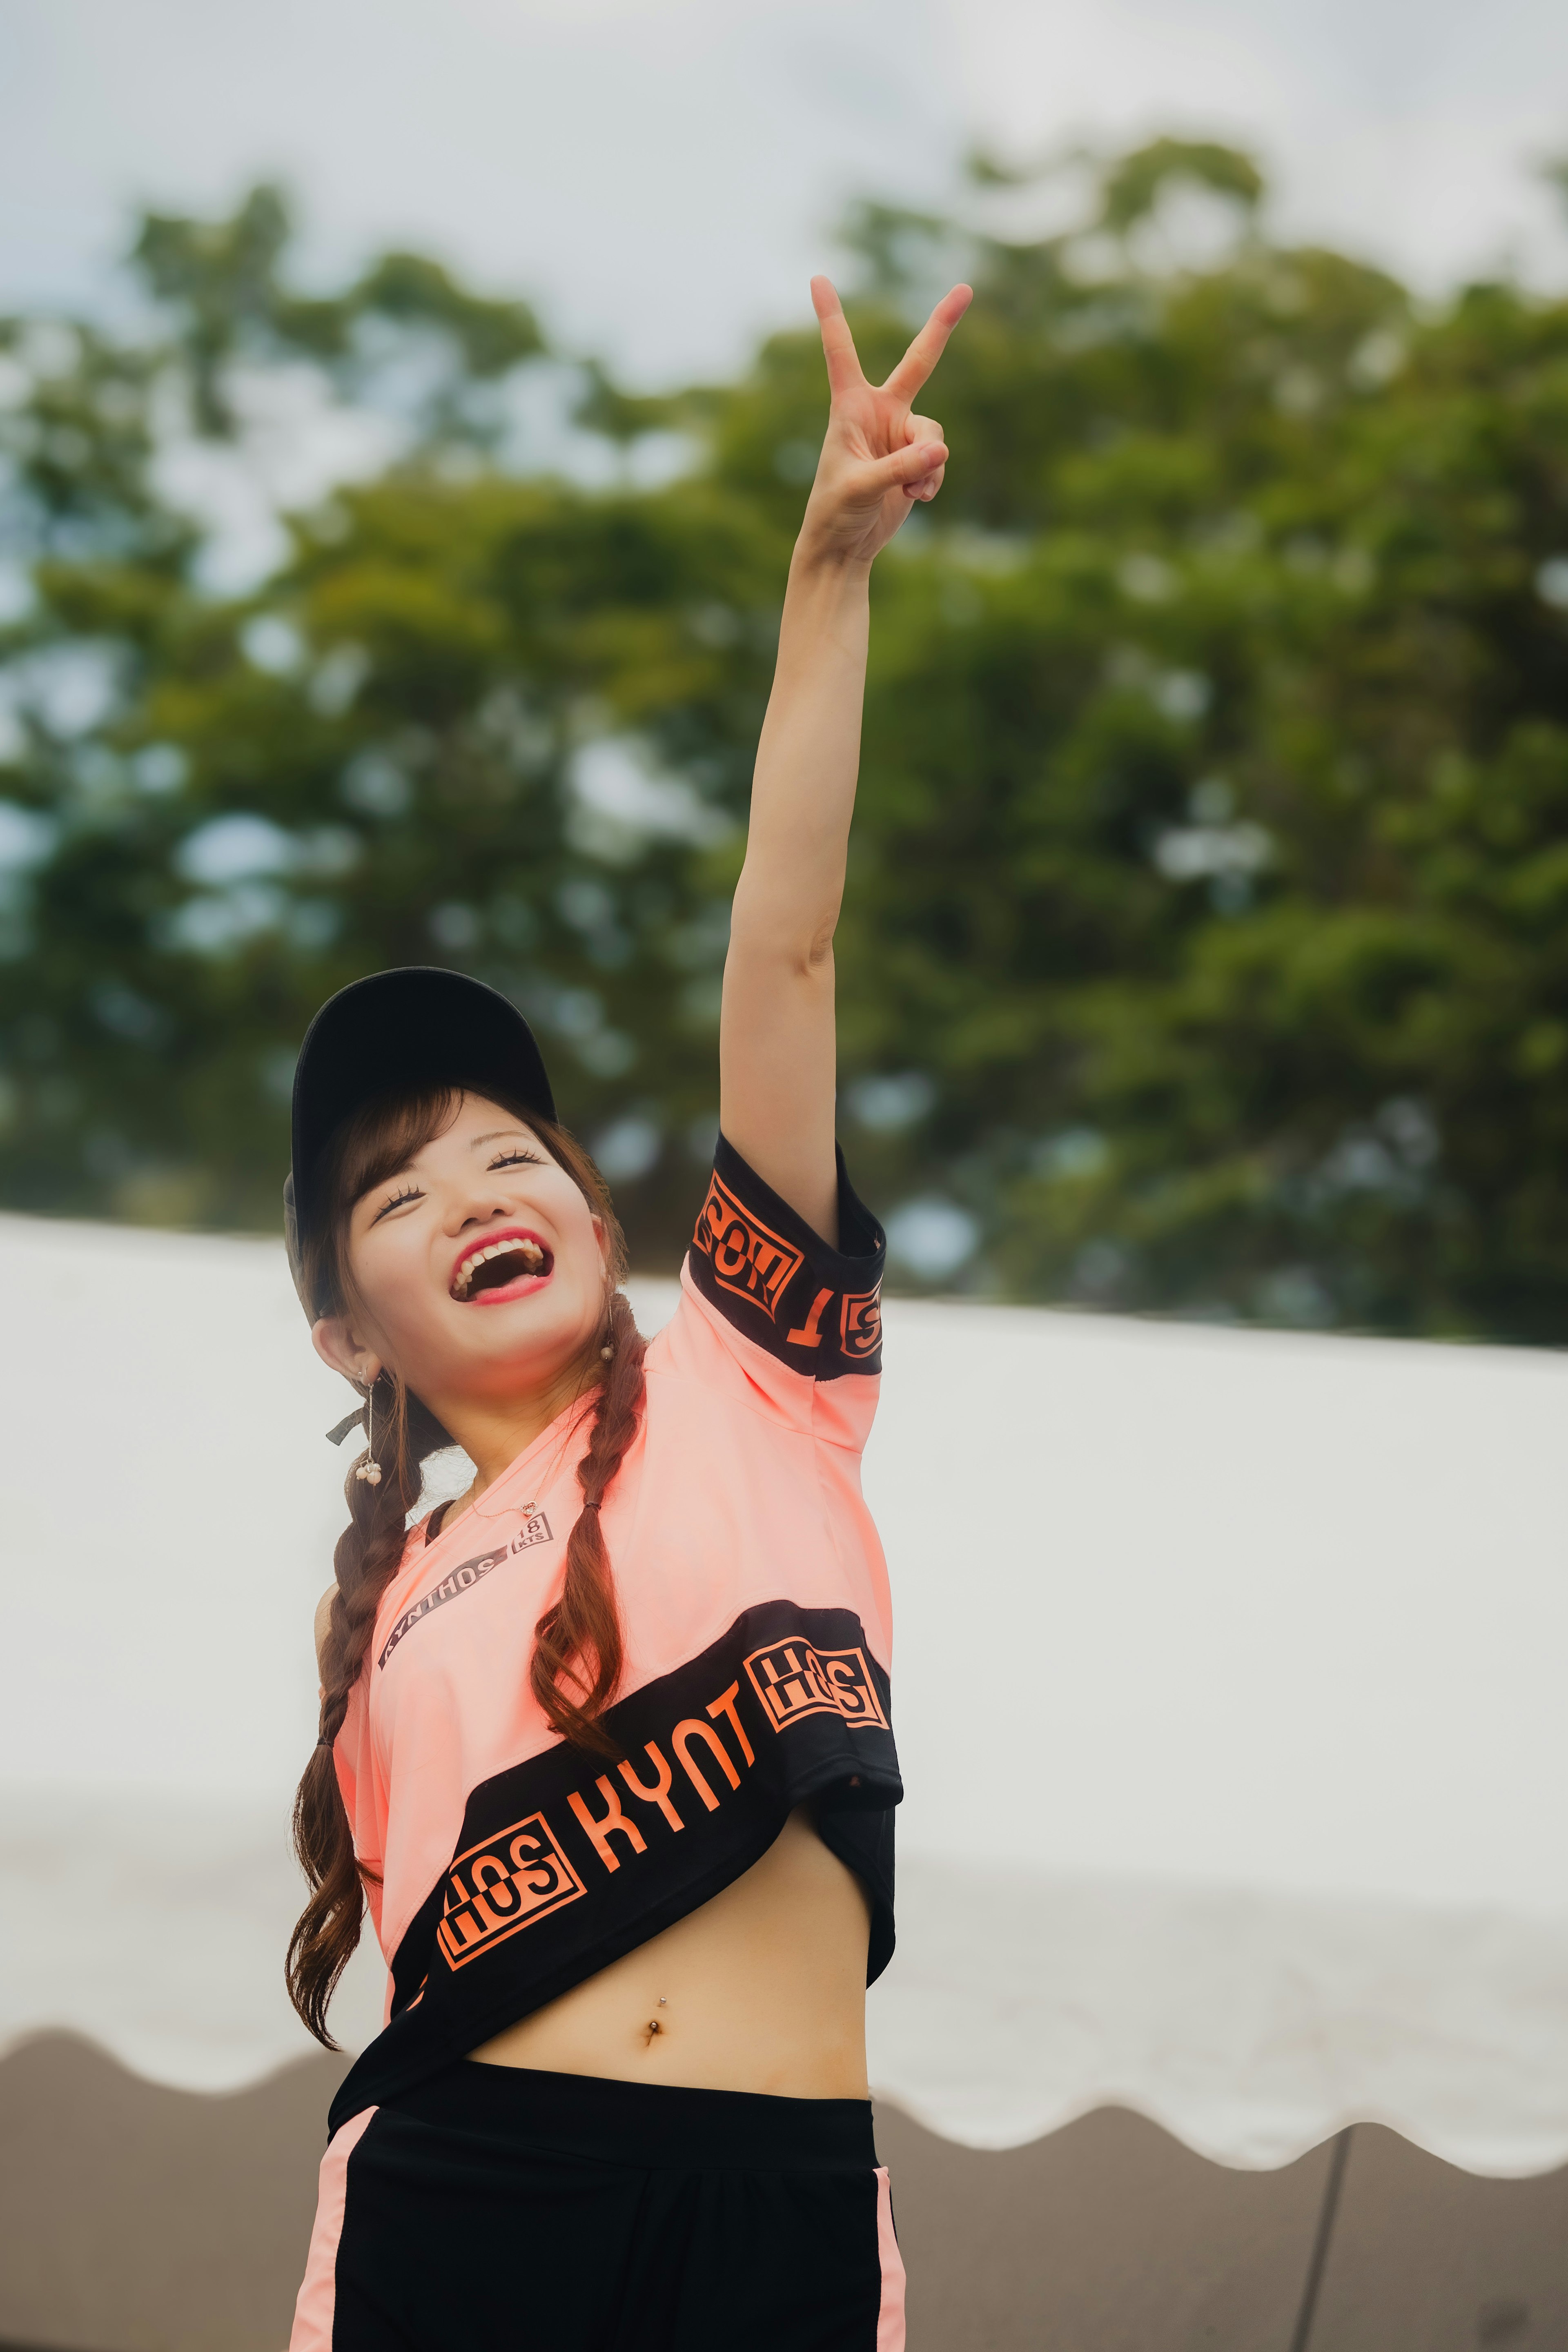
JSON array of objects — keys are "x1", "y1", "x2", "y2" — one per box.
[
  {"x1": 436, "y1": 1813, "x2": 586, "y2": 1970},
  {"x1": 744, "y1": 1639, "x2": 889, "y2": 1735},
  {"x1": 693, "y1": 1172, "x2": 804, "y2": 1323}
]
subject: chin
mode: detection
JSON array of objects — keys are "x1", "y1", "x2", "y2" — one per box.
[{"x1": 448, "y1": 1290, "x2": 598, "y2": 1383}]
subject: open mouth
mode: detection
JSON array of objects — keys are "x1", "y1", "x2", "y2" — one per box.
[{"x1": 450, "y1": 1232, "x2": 554, "y2": 1303}]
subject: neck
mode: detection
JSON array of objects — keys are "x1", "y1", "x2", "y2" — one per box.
[{"x1": 434, "y1": 1357, "x2": 598, "y2": 1501}]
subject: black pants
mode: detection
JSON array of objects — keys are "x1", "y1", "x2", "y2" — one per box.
[{"x1": 291, "y1": 2061, "x2": 904, "y2": 2350}]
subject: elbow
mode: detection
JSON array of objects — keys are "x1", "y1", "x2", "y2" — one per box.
[
  {"x1": 802, "y1": 914, "x2": 837, "y2": 975},
  {"x1": 728, "y1": 922, "x2": 836, "y2": 987},
  {"x1": 729, "y1": 875, "x2": 841, "y2": 979}
]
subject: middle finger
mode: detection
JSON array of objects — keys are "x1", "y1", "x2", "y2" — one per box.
[{"x1": 882, "y1": 283, "x2": 972, "y2": 406}]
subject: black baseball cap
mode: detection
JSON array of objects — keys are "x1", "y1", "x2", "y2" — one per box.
[{"x1": 284, "y1": 966, "x2": 556, "y2": 1318}]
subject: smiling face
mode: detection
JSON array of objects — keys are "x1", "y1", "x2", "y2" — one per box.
[{"x1": 310, "y1": 1092, "x2": 611, "y2": 1424}]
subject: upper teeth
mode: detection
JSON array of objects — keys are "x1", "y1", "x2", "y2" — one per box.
[{"x1": 453, "y1": 1238, "x2": 544, "y2": 1297}]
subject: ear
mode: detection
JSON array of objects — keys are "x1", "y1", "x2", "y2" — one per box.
[
  {"x1": 590, "y1": 1212, "x2": 610, "y2": 1270},
  {"x1": 312, "y1": 1315, "x2": 381, "y2": 1388}
]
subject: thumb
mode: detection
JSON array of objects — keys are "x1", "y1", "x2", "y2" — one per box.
[{"x1": 864, "y1": 438, "x2": 947, "y2": 495}]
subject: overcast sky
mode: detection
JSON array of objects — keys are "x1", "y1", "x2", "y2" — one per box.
[{"x1": 4, "y1": 0, "x2": 1568, "y2": 382}]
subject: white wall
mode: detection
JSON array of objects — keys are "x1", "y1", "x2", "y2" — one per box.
[
  {"x1": 4, "y1": 1209, "x2": 1565, "y2": 1915},
  {"x1": 6, "y1": 1209, "x2": 1568, "y2": 2163},
  {"x1": 871, "y1": 1301, "x2": 1568, "y2": 1917}
]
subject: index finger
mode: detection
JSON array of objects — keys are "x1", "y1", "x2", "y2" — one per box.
[
  {"x1": 811, "y1": 275, "x2": 866, "y2": 401},
  {"x1": 882, "y1": 283, "x2": 973, "y2": 406}
]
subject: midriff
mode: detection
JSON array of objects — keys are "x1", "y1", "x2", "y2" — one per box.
[{"x1": 468, "y1": 1806, "x2": 871, "y2": 2098}]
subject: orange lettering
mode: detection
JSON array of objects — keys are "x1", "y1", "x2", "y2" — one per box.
[
  {"x1": 470, "y1": 1853, "x2": 520, "y2": 1913},
  {"x1": 839, "y1": 1287, "x2": 882, "y2": 1357},
  {"x1": 568, "y1": 1776, "x2": 648, "y2": 1872},
  {"x1": 674, "y1": 1718, "x2": 742, "y2": 1811},
  {"x1": 619, "y1": 1742, "x2": 683, "y2": 1831},
  {"x1": 706, "y1": 1679, "x2": 755, "y2": 1765},
  {"x1": 692, "y1": 1174, "x2": 804, "y2": 1317},
  {"x1": 786, "y1": 1286, "x2": 834, "y2": 1347}
]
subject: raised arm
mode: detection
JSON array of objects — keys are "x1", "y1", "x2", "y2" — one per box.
[{"x1": 719, "y1": 276, "x2": 971, "y2": 1242}]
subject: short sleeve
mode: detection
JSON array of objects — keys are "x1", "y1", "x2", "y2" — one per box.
[{"x1": 685, "y1": 1133, "x2": 885, "y2": 1381}]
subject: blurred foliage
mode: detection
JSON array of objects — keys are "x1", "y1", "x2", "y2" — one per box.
[{"x1": 4, "y1": 148, "x2": 1568, "y2": 1336}]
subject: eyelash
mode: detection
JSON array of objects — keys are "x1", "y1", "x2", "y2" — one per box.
[{"x1": 374, "y1": 1184, "x2": 422, "y2": 1222}]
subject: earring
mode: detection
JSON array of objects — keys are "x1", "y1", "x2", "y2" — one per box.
[{"x1": 355, "y1": 1372, "x2": 383, "y2": 1486}]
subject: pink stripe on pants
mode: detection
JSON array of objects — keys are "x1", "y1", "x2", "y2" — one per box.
[
  {"x1": 289, "y1": 2107, "x2": 377, "y2": 2352},
  {"x1": 875, "y1": 2164, "x2": 906, "y2": 2350}
]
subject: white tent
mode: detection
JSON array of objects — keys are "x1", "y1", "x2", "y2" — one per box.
[{"x1": 2, "y1": 1211, "x2": 1565, "y2": 2172}]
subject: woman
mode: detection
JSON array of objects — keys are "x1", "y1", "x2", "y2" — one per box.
[{"x1": 285, "y1": 273, "x2": 971, "y2": 2352}]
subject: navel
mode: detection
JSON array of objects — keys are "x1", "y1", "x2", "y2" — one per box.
[{"x1": 641, "y1": 1993, "x2": 669, "y2": 2048}]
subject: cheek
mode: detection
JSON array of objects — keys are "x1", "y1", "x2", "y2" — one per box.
[
  {"x1": 347, "y1": 1228, "x2": 437, "y2": 1346},
  {"x1": 552, "y1": 1206, "x2": 606, "y2": 1295}
]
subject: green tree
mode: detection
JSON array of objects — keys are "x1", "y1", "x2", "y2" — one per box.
[
  {"x1": 0, "y1": 192, "x2": 772, "y2": 1254},
  {"x1": 6, "y1": 149, "x2": 1568, "y2": 1338},
  {"x1": 673, "y1": 143, "x2": 1568, "y2": 1336}
]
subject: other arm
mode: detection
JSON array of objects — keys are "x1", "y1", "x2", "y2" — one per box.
[
  {"x1": 315, "y1": 1584, "x2": 335, "y2": 1692},
  {"x1": 719, "y1": 276, "x2": 971, "y2": 1241}
]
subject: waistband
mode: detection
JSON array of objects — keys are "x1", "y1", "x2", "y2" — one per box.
[{"x1": 385, "y1": 2060, "x2": 878, "y2": 2174}]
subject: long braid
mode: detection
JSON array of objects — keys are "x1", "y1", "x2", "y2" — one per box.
[
  {"x1": 529, "y1": 1290, "x2": 647, "y2": 1755},
  {"x1": 287, "y1": 1374, "x2": 445, "y2": 2046}
]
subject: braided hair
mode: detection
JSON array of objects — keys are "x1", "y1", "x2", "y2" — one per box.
[{"x1": 286, "y1": 1085, "x2": 646, "y2": 2047}]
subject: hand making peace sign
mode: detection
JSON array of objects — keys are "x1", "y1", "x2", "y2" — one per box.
[{"x1": 801, "y1": 275, "x2": 973, "y2": 569}]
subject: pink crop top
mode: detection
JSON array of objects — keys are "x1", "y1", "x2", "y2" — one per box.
[{"x1": 325, "y1": 1136, "x2": 898, "y2": 2135}]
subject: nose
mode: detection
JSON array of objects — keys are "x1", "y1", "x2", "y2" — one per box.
[{"x1": 445, "y1": 1188, "x2": 520, "y2": 1237}]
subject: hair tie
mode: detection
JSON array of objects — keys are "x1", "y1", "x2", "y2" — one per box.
[
  {"x1": 316, "y1": 1734, "x2": 334, "y2": 1748},
  {"x1": 582, "y1": 1499, "x2": 601, "y2": 1511}
]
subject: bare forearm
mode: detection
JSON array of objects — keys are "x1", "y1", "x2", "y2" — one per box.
[
  {"x1": 719, "y1": 546, "x2": 868, "y2": 1238},
  {"x1": 731, "y1": 545, "x2": 871, "y2": 961}
]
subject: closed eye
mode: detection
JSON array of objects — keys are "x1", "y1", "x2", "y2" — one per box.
[
  {"x1": 489, "y1": 1149, "x2": 544, "y2": 1171},
  {"x1": 372, "y1": 1183, "x2": 423, "y2": 1223}
]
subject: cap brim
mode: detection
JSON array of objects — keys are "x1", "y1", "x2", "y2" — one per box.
[{"x1": 286, "y1": 967, "x2": 557, "y2": 1313}]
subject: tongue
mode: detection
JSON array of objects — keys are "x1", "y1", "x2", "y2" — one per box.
[{"x1": 469, "y1": 1251, "x2": 543, "y2": 1296}]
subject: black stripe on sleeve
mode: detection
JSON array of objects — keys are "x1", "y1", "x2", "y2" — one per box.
[{"x1": 686, "y1": 1134, "x2": 885, "y2": 1379}]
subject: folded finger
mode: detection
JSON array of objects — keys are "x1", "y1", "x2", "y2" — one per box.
[
  {"x1": 811, "y1": 274, "x2": 865, "y2": 401},
  {"x1": 870, "y1": 438, "x2": 948, "y2": 495},
  {"x1": 883, "y1": 283, "x2": 972, "y2": 405}
]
